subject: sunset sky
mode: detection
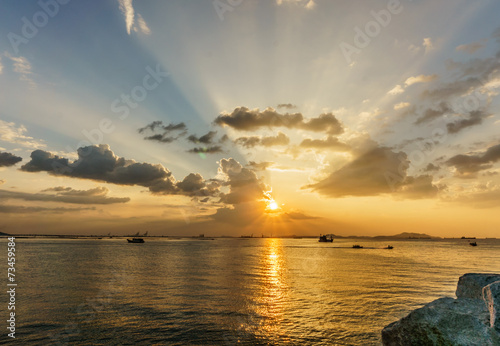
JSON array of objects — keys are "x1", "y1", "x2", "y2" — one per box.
[{"x1": 1, "y1": 0, "x2": 499, "y2": 237}]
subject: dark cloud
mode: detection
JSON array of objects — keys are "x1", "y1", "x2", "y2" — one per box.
[
  {"x1": 247, "y1": 161, "x2": 274, "y2": 171},
  {"x1": 304, "y1": 147, "x2": 438, "y2": 198},
  {"x1": 277, "y1": 103, "x2": 297, "y2": 109},
  {"x1": 446, "y1": 110, "x2": 489, "y2": 134},
  {"x1": 0, "y1": 205, "x2": 95, "y2": 214},
  {"x1": 0, "y1": 152, "x2": 23, "y2": 167},
  {"x1": 138, "y1": 121, "x2": 187, "y2": 143},
  {"x1": 235, "y1": 132, "x2": 290, "y2": 148},
  {"x1": 214, "y1": 107, "x2": 343, "y2": 135},
  {"x1": 446, "y1": 143, "x2": 500, "y2": 177},
  {"x1": 0, "y1": 187, "x2": 130, "y2": 205},
  {"x1": 187, "y1": 131, "x2": 217, "y2": 144},
  {"x1": 415, "y1": 102, "x2": 451, "y2": 125},
  {"x1": 423, "y1": 163, "x2": 440, "y2": 172},
  {"x1": 187, "y1": 146, "x2": 223, "y2": 154},
  {"x1": 20, "y1": 145, "x2": 218, "y2": 196},
  {"x1": 299, "y1": 136, "x2": 350, "y2": 151}
]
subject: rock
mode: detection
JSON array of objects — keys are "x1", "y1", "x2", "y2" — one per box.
[
  {"x1": 382, "y1": 274, "x2": 500, "y2": 346},
  {"x1": 483, "y1": 281, "x2": 500, "y2": 330},
  {"x1": 381, "y1": 297, "x2": 493, "y2": 345},
  {"x1": 456, "y1": 273, "x2": 500, "y2": 299}
]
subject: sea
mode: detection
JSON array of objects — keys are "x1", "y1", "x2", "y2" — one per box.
[{"x1": 2, "y1": 237, "x2": 500, "y2": 345}]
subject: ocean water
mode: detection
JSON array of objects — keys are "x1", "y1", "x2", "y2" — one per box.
[{"x1": 2, "y1": 237, "x2": 500, "y2": 345}]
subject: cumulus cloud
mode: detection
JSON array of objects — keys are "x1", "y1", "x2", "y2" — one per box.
[
  {"x1": 423, "y1": 163, "x2": 440, "y2": 172},
  {"x1": 235, "y1": 132, "x2": 290, "y2": 148},
  {"x1": 20, "y1": 144, "x2": 218, "y2": 197},
  {"x1": 446, "y1": 143, "x2": 500, "y2": 177},
  {"x1": 217, "y1": 158, "x2": 268, "y2": 205},
  {"x1": 299, "y1": 136, "x2": 350, "y2": 151},
  {"x1": 215, "y1": 107, "x2": 343, "y2": 135},
  {"x1": 304, "y1": 147, "x2": 438, "y2": 198},
  {"x1": 0, "y1": 187, "x2": 130, "y2": 205},
  {"x1": 405, "y1": 74, "x2": 438, "y2": 86},
  {"x1": 0, "y1": 152, "x2": 22, "y2": 167}
]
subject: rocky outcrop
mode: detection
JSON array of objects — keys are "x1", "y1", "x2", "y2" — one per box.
[{"x1": 382, "y1": 273, "x2": 500, "y2": 346}]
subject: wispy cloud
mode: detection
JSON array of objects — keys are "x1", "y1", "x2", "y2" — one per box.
[
  {"x1": 0, "y1": 120, "x2": 46, "y2": 150},
  {"x1": 405, "y1": 74, "x2": 438, "y2": 86},
  {"x1": 387, "y1": 85, "x2": 404, "y2": 95},
  {"x1": 4, "y1": 53, "x2": 35, "y2": 87},
  {"x1": 118, "y1": 0, "x2": 151, "y2": 35}
]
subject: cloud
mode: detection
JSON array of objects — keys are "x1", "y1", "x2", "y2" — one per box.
[
  {"x1": 387, "y1": 85, "x2": 404, "y2": 95},
  {"x1": 187, "y1": 146, "x2": 223, "y2": 154},
  {"x1": 276, "y1": 0, "x2": 315, "y2": 9},
  {"x1": 405, "y1": 74, "x2": 438, "y2": 86},
  {"x1": 118, "y1": 0, "x2": 134, "y2": 34},
  {"x1": 423, "y1": 37, "x2": 434, "y2": 52},
  {"x1": 4, "y1": 53, "x2": 35, "y2": 87},
  {"x1": 118, "y1": 0, "x2": 151, "y2": 35},
  {"x1": 0, "y1": 120, "x2": 46, "y2": 149},
  {"x1": 446, "y1": 143, "x2": 500, "y2": 177},
  {"x1": 299, "y1": 136, "x2": 350, "y2": 151},
  {"x1": 20, "y1": 144, "x2": 218, "y2": 197},
  {"x1": 415, "y1": 102, "x2": 451, "y2": 125},
  {"x1": 0, "y1": 56, "x2": 3, "y2": 74},
  {"x1": 214, "y1": 107, "x2": 343, "y2": 135},
  {"x1": 235, "y1": 132, "x2": 290, "y2": 148},
  {"x1": 0, "y1": 152, "x2": 22, "y2": 167},
  {"x1": 456, "y1": 41, "x2": 485, "y2": 54},
  {"x1": 453, "y1": 187, "x2": 500, "y2": 209},
  {"x1": 446, "y1": 109, "x2": 489, "y2": 134},
  {"x1": 217, "y1": 158, "x2": 268, "y2": 205},
  {"x1": 423, "y1": 163, "x2": 440, "y2": 172},
  {"x1": 277, "y1": 103, "x2": 297, "y2": 109},
  {"x1": 247, "y1": 161, "x2": 274, "y2": 171},
  {"x1": 138, "y1": 121, "x2": 187, "y2": 143},
  {"x1": 0, "y1": 205, "x2": 95, "y2": 214},
  {"x1": 304, "y1": 147, "x2": 438, "y2": 198},
  {"x1": 394, "y1": 102, "x2": 411, "y2": 110},
  {"x1": 187, "y1": 131, "x2": 217, "y2": 144},
  {"x1": 0, "y1": 187, "x2": 130, "y2": 205},
  {"x1": 134, "y1": 14, "x2": 151, "y2": 35}
]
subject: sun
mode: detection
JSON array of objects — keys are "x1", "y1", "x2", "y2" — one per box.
[{"x1": 268, "y1": 200, "x2": 279, "y2": 211}]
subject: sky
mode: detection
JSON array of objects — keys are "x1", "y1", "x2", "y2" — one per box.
[{"x1": 0, "y1": 0, "x2": 500, "y2": 237}]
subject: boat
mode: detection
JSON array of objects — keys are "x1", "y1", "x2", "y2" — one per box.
[
  {"x1": 127, "y1": 238, "x2": 145, "y2": 243},
  {"x1": 386, "y1": 245, "x2": 394, "y2": 249},
  {"x1": 469, "y1": 242, "x2": 477, "y2": 247},
  {"x1": 352, "y1": 245, "x2": 363, "y2": 249},
  {"x1": 318, "y1": 234, "x2": 333, "y2": 242}
]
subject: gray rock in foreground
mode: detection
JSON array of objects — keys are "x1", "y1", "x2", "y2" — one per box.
[
  {"x1": 456, "y1": 273, "x2": 500, "y2": 299},
  {"x1": 382, "y1": 273, "x2": 500, "y2": 346}
]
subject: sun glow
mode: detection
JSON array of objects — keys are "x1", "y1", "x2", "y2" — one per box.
[{"x1": 263, "y1": 188, "x2": 282, "y2": 213}]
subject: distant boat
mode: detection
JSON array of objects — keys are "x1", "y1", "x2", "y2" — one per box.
[
  {"x1": 386, "y1": 245, "x2": 394, "y2": 249},
  {"x1": 469, "y1": 242, "x2": 477, "y2": 247},
  {"x1": 319, "y1": 234, "x2": 333, "y2": 242},
  {"x1": 461, "y1": 236, "x2": 476, "y2": 239},
  {"x1": 352, "y1": 245, "x2": 363, "y2": 249},
  {"x1": 127, "y1": 238, "x2": 145, "y2": 243}
]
